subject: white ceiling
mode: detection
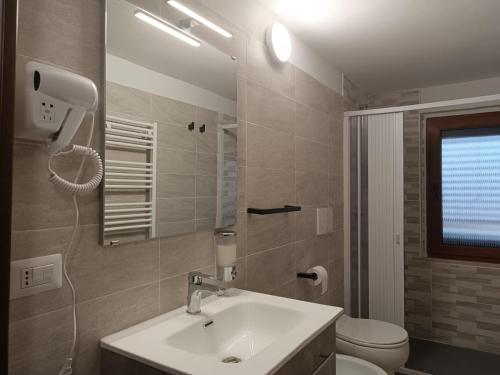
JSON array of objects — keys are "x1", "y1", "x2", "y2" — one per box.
[{"x1": 259, "y1": 0, "x2": 500, "y2": 93}]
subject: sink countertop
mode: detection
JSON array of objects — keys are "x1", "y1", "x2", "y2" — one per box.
[{"x1": 101, "y1": 289, "x2": 344, "y2": 375}]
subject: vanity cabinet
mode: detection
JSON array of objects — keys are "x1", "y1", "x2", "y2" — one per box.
[
  {"x1": 275, "y1": 323, "x2": 335, "y2": 375},
  {"x1": 101, "y1": 322, "x2": 336, "y2": 375}
]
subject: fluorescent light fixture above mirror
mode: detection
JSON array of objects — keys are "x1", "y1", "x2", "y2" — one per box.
[
  {"x1": 167, "y1": 0, "x2": 233, "y2": 38},
  {"x1": 134, "y1": 10, "x2": 201, "y2": 47}
]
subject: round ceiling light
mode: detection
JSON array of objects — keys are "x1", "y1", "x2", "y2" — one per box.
[{"x1": 266, "y1": 22, "x2": 291, "y2": 63}]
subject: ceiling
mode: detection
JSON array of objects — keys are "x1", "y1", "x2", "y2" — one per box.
[
  {"x1": 259, "y1": 0, "x2": 500, "y2": 93},
  {"x1": 107, "y1": 0, "x2": 237, "y2": 100}
]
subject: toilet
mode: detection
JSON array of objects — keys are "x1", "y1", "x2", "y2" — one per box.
[
  {"x1": 335, "y1": 315, "x2": 409, "y2": 375},
  {"x1": 336, "y1": 354, "x2": 387, "y2": 375}
]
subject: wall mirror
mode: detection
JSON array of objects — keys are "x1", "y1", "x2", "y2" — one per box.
[{"x1": 102, "y1": 0, "x2": 238, "y2": 246}]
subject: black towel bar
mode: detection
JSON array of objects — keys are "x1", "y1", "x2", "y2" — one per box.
[{"x1": 247, "y1": 205, "x2": 301, "y2": 215}]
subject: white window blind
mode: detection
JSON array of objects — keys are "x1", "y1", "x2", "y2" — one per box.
[{"x1": 442, "y1": 131, "x2": 500, "y2": 247}]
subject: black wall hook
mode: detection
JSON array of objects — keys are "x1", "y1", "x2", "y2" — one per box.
[
  {"x1": 199, "y1": 124, "x2": 206, "y2": 133},
  {"x1": 188, "y1": 122, "x2": 195, "y2": 131}
]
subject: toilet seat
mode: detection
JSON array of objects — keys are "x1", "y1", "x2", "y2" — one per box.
[{"x1": 336, "y1": 315, "x2": 408, "y2": 349}]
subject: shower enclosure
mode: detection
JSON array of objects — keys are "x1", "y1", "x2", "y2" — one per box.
[{"x1": 344, "y1": 113, "x2": 405, "y2": 327}]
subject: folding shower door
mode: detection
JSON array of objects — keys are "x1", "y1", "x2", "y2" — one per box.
[{"x1": 346, "y1": 112, "x2": 404, "y2": 327}]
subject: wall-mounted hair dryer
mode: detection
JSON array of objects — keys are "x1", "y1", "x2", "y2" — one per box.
[
  {"x1": 17, "y1": 61, "x2": 103, "y2": 195},
  {"x1": 18, "y1": 61, "x2": 98, "y2": 153}
]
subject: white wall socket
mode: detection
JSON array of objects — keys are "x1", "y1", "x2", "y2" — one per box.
[{"x1": 10, "y1": 254, "x2": 62, "y2": 300}]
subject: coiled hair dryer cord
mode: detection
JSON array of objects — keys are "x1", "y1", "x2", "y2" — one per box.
[{"x1": 48, "y1": 144, "x2": 103, "y2": 194}]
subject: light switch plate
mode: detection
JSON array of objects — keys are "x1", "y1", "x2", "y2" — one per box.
[
  {"x1": 10, "y1": 254, "x2": 62, "y2": 300},
  {"x1": 316, "y1": 207, "x2": 333, "y2": 235}
]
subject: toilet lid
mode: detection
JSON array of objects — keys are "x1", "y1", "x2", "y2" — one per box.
[{"x1": 336, "y1": 315, "x2": 408, "y2": 348}]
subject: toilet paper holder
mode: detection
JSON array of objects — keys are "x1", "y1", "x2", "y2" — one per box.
[{"x1": 297, "y1": 272, "x2": 318, "y2": 281}]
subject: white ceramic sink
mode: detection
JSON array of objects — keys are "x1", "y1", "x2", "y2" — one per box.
[{"x1": 101, "y1": 289, "x2": 343, "y2": 375}]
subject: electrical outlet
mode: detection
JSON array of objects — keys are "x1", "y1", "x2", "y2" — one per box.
[
  {"x1": 40, "y1": 100, "x2": 55, "y2": 123},
  {"x1": 10, "y1": 254, "x2": 62, "y2": 299},
  {"x1": 21, "y1": 268, "x2": 33, "y2": 289}
]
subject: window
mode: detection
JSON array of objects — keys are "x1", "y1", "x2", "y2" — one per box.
[{"x1": 426, "y1": 111, "x2": 500, "y2": 262}]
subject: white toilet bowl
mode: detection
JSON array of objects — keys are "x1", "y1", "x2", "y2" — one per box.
[
  {"x1": 336, "y1": 315, "x2": 409, "y2": 375},
  {"x1": 336, "y1": 354, "x2": 387, "y2": 375}
]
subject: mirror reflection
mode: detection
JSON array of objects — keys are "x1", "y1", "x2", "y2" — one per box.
[{"x1": 102, "y1": 0, "x2": 238, "y2": 246}]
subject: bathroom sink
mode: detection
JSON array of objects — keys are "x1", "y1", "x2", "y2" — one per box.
[
  {"x1": 167, "y1": 301, "x2": 304, "y2": 361},
  {"x1": 101, "y1": 289, "x2": 343, "y2": 375}
]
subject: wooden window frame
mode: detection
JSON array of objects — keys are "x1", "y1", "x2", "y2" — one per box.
[{"x1": 426, "y1": 111, "x2": 500, "y2": 263}]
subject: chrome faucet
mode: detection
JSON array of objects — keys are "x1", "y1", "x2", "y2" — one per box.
[{"x1": 186, "y1": 271, "x2": 227, "y2": 314}]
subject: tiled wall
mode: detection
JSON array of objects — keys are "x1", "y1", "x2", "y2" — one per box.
[
  {"x1": 368, "y1": 89, "x2": 500, "y2": 354},
  {"x1": 106, "y1": 81, "x2": 236, "y2": 240},
  {"x1": 8, "y1": 0, "x2": 345, "y2": 374}
]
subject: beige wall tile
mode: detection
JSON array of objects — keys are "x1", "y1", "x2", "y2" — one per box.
[
  {"x1": 157, "y1": 220, "x2": 195, "y2": 238},
  {"x1": 295, "y1": 236, "x2": 330, "y2": 273},
  {"x1": 196, "y1": 152, "x2": 217, "y2": 176},
  {"x1": 246, "y1": 38, "x2": 295, "y2": 99},
  {"x1": 196, "y1": 130, "x2": 218, "y2": 154},
  {"x1": 329, "y1": 114, "x2": 344, "y2": 148},
  {"x1": 237, "y1": 77, "x2": 247, "y2": 122},
  {"x1": 247, "y1": 123, "x2": 294, "y2": 170},
  {"x1": 295, "y1": 205, "x2": 317, "y2": 241},
  {"x1": 195, "y1": 218, "x2": 216, "y2": 232},
  {"x1": 157, "y1": 198, "x2": 195, "y2": 223},
  {"x1": 329, "y1": 146, "x2": 343, "y2": 176},
  {"x1": 331, "y1": 203, "x2": 344, "y2": 231},
  {"x1": 270, "y1": 279, "x2": 297, "y2": 299},
  {"x1": 247, "y1": 81, "x2": 295, "y2": 133},
  {"x1": 295, "y1": 137, "x2": 329, "y2": 174},
  {"x1": 329, "y1": 260, "x2": 344, "y2": 297},
  {"x1": 157, "y1": 148, "x2": 196, "y2": 175},
  {"x1": 160, "y1": 273, "x2": 188, "y2": 313},
  {"x1": 329, "y1": 175, "x2": 343, "y2": 204},
  {"x1": 247, "y1": 167, "x2": 295, "y2": 208},
  {"x1": 237, "y1": 120, "x2": 247, "y2": 166},
  {"x1": 295, "y1": 69, "x2": 330, "y2": 113},
  {"x1": 296, "y1": 172, "x2": 329, "y2": 206},
  {"x1": 295, "y1": 103, "x2": 330, "y2": 144},
  {"x1": 152, "y1": 94, "x2": 196, "y2": 127},
  {"x1": 18, "y1": 0, "x2": 104, "y2": 81},
  {"x1": 70, "y1": 225, "x2": 159, "y2": 303},
  {"x1": 196, "y1": 175, "x2": 217, "y2": 197},
  {"x1": 12, "y1": 143, "x2": 99, "y2": 230},
  {"x1": 9, "y1": 306, "x2": 73, "y2": 375},
  {"x1": 247, "y1": 213, "x2": 295, "y2": 255},
  {"x1": 160, "y1": 231, "x2": 214, "y2": 279},
  {"x1": 157, "y1": 174, "x2": 195, "y2": 198},
  {"x1": 247, "y1": 244, "x2": 295, "y2": 294},
  {"x1": 196, "y1": 196, "x2": 216, "y2": 220},
  {"x1": 195, "y1": 107, "x2": 218, "y2": 132},
  {"x1": 157, "y1": 122, "x2": 196, "y2": 152},
  {"x1": 330, "y1": 230, "x2": 344, "y2": 262},
  {"x1": 237, "y1": 166, "x2": 246, "y2": 211},
  {"x1": 106, "y1": 82, "x2": 151, "y2": 121},
  {"x1": 74, "y1": 283, "x2": 159, "y2": 374}
]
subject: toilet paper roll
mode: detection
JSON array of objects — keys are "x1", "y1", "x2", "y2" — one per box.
[{"x1": 307, "y1": 265, "x2": 328, "y2": 295}]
